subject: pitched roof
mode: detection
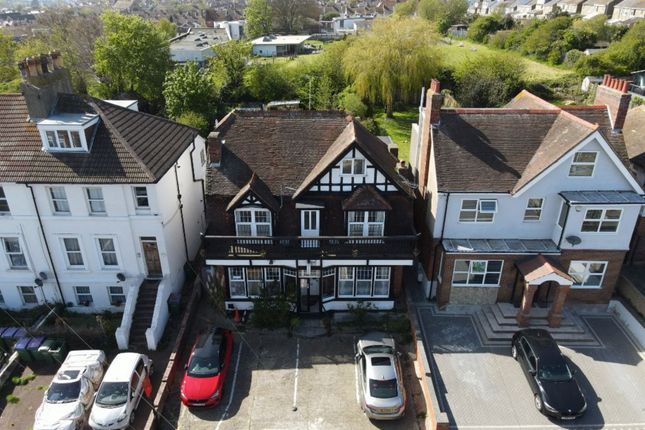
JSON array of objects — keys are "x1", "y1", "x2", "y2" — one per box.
[
  {"x1": 623, "y1": 105, "x2": 645, "y2": 167},
  {"x1": 0, "y1": 93, "x2": 197, "y2": 184},
  {"x1": 342, "y1": 185, "x2": 392, "y2": 211},
  {"x1": 207, "y1": 110, "x2": 350, "y2": 196},
  {"x1": 225, "y1": 173, "x2": 280, "y2": 212},
  {"x1": 516, "y1": 254, "x2": 573, "y2": 285},
  {"x1": 431, "y1": 90, "x2": 627, "y2": 193},
  {"x1": 292, "y1": 120, "x2": 413, "y2": 198}
]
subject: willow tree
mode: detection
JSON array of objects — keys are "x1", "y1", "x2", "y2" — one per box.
[{"x1": 342, "y1": 17, "x2": 443, "y2": 118}]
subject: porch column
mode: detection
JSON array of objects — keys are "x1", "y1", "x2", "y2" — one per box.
[
  {"x1": 516, "y1": 282, "x2": 538, "y2": 327},
  {"x1": 547, "y1": 284, "x2": 571, "y2": 328},
  {"x1": 391, "y1": 266, "x2": 404, "y2": 298}
]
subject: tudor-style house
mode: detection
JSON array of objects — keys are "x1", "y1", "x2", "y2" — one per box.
[
  {"x1": 0, "y1": 54, "x2": 206, "y2": 349},
  {"x1": 409, "y1": 76, "x2": 644, "y2": 327},
  {"x1": 203, "y1": 110, "x2": 417, "y2": 314}
]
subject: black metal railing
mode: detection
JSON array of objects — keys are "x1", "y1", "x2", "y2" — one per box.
[{"x1": 204, "y1": 235, "x2": 419, "y2": 259}]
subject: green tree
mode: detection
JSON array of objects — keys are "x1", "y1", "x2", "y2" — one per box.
[
  {"x1": 467, "y1": 14, "x2": 504, "y2": 43},
  {"x1": 418, "y1": 0, "x2": 468, "y2": 33},
  {"x1": 163, "y1": 61, "x2": 219, "y2": 120},
  {"x1": 245, "y1": 0, "x2": 273, "y2": 38},
  {"x1": 454, "y1": 52, "x2": 525, "y2": 107},
  {"x1": 343, "y1": 17, "x2": 443, "y2": 117},
  {"x1": 338, "y1": 89, "x2": 368, "y2": 118},
  {"x1": 521, "y1": 16, "x2": 573, "y2": 61},
  {"x1": 157, "y1": 18, "x2": 178, "y2": 40},
  {"x1": 94, "y1": 12, "x2": 171, "y2": 105},
  {"x1": 394, "y1": 0, "x2": 417, "y2": 16},
  {"x1": 0, "y1": 31, "x2": 19, "y2": 88},
  {"x1": 243, "y1": 63, "x2": 294, "y2": 102},
  {"x1": 576, "y1": 20, "x2": 645, "y2": 75},
  {"x1": 209, "y1": 40, "x2": 252, "y2": 101},
  {"x1": 270, "y1": 0, "x2": 319, "y2": 34},
  {"x1": 175, "y1": 111, "x2": 210, "y2": 136}
]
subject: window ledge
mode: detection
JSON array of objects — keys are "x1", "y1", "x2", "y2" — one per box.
[{"x1": 452, "y1": 284, "x2": 500, "y2": 288}]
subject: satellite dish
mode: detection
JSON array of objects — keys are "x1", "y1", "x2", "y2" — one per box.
[
  {"x1": 39, "y1": 272, "x2": 48, "y2": 280},
  {"x1": 116, "y1": 273, "x2": 126, "y2": 282},
  {"x1": 565, "y1": 236, "x2": 581, "y2": 246},
  {"x1": 34, "y1": 278, "x2": 43, "y2": 287}
]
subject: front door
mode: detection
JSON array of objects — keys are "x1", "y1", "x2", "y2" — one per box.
[
  {"x1": 141, "y1": 238, "x2": 162, "y2": 278},
  {"x1": 299, "y1": 278, "x2": 320, "y2": 313},
  {"x1": 301, "y1": 210, "x2": 320, "y2": 248}
]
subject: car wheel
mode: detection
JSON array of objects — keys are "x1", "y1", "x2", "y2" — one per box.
[
  {"x1": 511, "y1": 345, "x2": 518, "y2": 360},
  {"x1": 149, "y1": 363, "x2": 155, "y2": 376},
  {"x1": 129, "y1": 413, "x2": 135, "y2": 425},
  {"x1": 534, "y1": 394, "x2": 544, "y2": 412}
]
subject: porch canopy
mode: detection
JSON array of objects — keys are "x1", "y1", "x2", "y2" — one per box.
[{"x1": 515, "y1": 255, "x2": 574, "y2": 328}]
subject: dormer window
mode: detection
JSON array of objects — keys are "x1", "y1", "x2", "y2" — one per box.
[
  {"x1": 235, "y1": 208, "x2": 272, "y2": 236},
  {"x1": 37, "y1": 113, "x2": 98, "y2": 152},
  {"x1": 341, "y1": 158, "x2": 365, "y2": 175},
  {"x1": 569, "y1": 151, "x2": 597, "y2": 177}
]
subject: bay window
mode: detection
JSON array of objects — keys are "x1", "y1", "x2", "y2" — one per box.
[
  {"x1": 452, "y1": 260, "x2": 503, "y2": 286},
  {"x1": 568, "y1": 261, "x2": 606, "y2": 288}
]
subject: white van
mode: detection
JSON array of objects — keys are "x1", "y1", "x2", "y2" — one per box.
[{"x1": 88, "y1": 353, "x2": 153, "y2": 429}]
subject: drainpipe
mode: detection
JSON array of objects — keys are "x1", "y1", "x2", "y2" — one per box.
[
  {"x1": 27, "y1": 184, "x2": 65, "y2": 305},
  {"x1": 188, "y1": 137, "x2": 207, "y2": 221},
  {"x1": 174, "y1": 164, "x2": 190, "y2": 262},
  {"x1": 557, "y1": 202, "x2": 571, "y2": 249},
  {"x1": 429, "y1": 192, "x2": 450, "y2": 299}
]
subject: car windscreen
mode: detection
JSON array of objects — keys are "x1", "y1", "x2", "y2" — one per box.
[
  {"x1": 363, "y1": 345, "x2": 394, "y2": 355},
  {"x1": 538, "y1": 362, "x2": 573, "y2": 382},
  {"x1": 95, "y1": 382, "x2": 129, "y2": 407},
  {"x1": 369, "y1": 378, "x2": 398, "y2": 399},
  {"x1": 187, "y1": 355, "x2": 220, "y2": 378},
  {"x1": 46, "y1": 381, "x2": 81, "y2": 403}
]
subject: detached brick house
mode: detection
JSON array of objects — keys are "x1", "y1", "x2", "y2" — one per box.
[
  {"x1": 410, "y1": 77, "x2": 644, "y2": 327},
  {"x1": 203, "y1": 111, "x2": 417, "y2": 314}
]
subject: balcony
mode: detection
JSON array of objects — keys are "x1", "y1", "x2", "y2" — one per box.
[{"x1": 204, "y1": 235, "x2": 419, "y2": 260}]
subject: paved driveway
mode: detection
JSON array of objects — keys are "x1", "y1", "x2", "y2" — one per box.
[
  {"x1": 161, "y1": 330, "x2": 418, "y2": 430},
  {"x1": 417, "y1": 305, "x2": 645, "y2": 429}
]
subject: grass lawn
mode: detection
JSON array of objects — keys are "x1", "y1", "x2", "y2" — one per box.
[
  {"x1": 438, "y1": 39, "x2": 573, "y2": 83},
  {"x1": 373, "y1": 108, "x2": 419, "y2": 162}
]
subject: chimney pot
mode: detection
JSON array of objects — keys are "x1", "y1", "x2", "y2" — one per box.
[
  {"x1": 430, "y1": 79, "x2": 440, "y2": 93},
  {"x1": 49, "y1": 50, "x2": 63, "y2": 69},
  {"x1": 594, "y1": 74, "x2": 631, "y2": 131},
  {"x1": 39, "y1": 53, "x2": 51, "y2": 74},
  {"x1": 26, "y1": 56, "x2": 39, "y2": 77},
  {"x1": 621, "y1": 79, "x2": 629, "y2": 93},
  {"x1": 603, "y1": 74, "x2": 610, "y2": 86}
]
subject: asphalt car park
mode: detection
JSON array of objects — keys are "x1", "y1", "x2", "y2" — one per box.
[
  {"x1": 417, "y1": 305, "x2": 645, "y2": 429},
  {"x1": 162, "y1": 329, "x2": 418, "y2": 430}
]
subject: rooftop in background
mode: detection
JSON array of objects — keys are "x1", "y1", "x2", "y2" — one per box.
[
  {"x1": 170, "y1": 27, "x2": 230, "y2": 63},
  {"x1": 251, "y1": 34, "x2": 311, "y2": 45}
]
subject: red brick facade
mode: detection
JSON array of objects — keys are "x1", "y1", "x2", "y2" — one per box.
[{"x1": 435, "y1": 248, "x2": 627, "y2": 308}]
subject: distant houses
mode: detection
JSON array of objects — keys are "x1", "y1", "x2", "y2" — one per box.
[
  {"x1": 251, "y1": 35, "x2": 311, "y2": 57},
  {"x1": 169, "y1": 27, "x2": 231, "y2": 65}
]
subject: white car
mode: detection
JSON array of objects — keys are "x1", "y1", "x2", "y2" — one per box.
[
  {"x1": 89, "y1": 352, "x2": 153, "y2": 430},
  {"x1": 34, "y1": 350, "x2": 107, "y2": 430},
  {"x1": 356, "y1": 335, "x2": 406, "y2": 420}
]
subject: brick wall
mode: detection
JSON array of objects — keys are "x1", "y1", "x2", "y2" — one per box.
[{"x1": 436, "y1": 249, "x2": 626, "y2": 307}]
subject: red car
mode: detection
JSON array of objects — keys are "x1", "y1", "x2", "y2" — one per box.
[{"x1": 180, "y1": 327, "x2": 233, "y2": 407}]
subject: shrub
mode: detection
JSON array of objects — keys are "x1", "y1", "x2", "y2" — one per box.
[
  {"x1": 250, "y1": 293, "x2": 293, "y2": 329},
  {"x1": 6, "y1": 394, "x2": 19, "y2": 403}
]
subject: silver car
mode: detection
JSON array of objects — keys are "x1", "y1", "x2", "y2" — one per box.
[{"x1": 355, "y1": 335, "x2": 406, "y2": 420}]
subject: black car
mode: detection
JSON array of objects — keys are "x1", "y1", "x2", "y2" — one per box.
[{"x1": 511, "y1": 329, "x2": 587, "y2": 420}]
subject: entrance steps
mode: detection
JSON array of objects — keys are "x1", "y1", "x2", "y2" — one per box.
[{"x1": 473, "y1": 303, "x2": 600, "y2": 347}]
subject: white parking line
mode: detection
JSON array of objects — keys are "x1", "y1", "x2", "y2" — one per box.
[
  {"x1": 292, "y1": 338, "x2": 300, "y2": 412},
  {"x1": 215, "y1": 340, "x2": 243, "y2": 430},
  {"x1": 353, "y1": 337, "x2": 359, "y2": 405}
]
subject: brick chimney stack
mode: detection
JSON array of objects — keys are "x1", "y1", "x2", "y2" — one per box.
[
  {"x1": 208, "y1": 131, "x2": 222, "y2": 167},
  {"x1": 17, "y1": 51, "x2": 73, "y2": 121},
  {"x1": 418, "y1": 79, "x2": 443, "y2": 195},
  {"x1": 594, "y1": 74, "x2": 632, "y2": 131}
]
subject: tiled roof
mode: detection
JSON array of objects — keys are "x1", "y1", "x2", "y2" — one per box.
[
  {"x1": 431, "y1": 90, "x2": 630, "y2": 193},
  {"x1": 225, "y1": 173, "x2": 280, "y2": 212},
  {"x1": 342, "y1": 185, "x2": 392, "y2": 211},
  {"x1": 622, "y1": 105, "x2": 645, "y2": 167},
  {"x1": 516, "y1": 255, "x2": 573, "y2": 284},
  {"x1": 0, "y1": 93, "x2": 197, "y2": 184}
]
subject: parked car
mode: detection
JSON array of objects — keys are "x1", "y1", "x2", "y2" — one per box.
[
  {"x1": 180, "y1": 327, "x2": 234, "y2": 407},
  {"x1": 511, "y1": 329, "x2": 587, "y2": 420},
  {"x1": 89, "y1": 352, "x2": 153, "y2": 429},
  {"x1": 355, "y1": 334, "x2": 406, "y2": 420},
  {"x1": 34, "y1": 350, "x2": 107, "y2": 430}
]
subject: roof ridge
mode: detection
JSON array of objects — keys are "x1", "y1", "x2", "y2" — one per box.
[
  {"x1": 87, "y1": 99, "x2": 155, "y2": 181},
  {"x1": 442, "y1": 108, "x2": 560, "y2": 114},
  {"x1": 510, "y1": 90, "x2": 560, "y2": 109},
  {"x1": 557, "y1": 108, "x2": 599, "y2": 131}
]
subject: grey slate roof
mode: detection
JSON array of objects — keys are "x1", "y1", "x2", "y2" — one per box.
[
  {"x1": 443, "y1": 238, "x2": 560, "y2": 254},
  {"x1": 559, "y1": 190, "x2": 644, "y2": 204},
  {"x1": 0, "y1": 93, "x2": 198, "y2": 184}
]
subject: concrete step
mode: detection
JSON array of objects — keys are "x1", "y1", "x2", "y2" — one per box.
[
  {"x1": 489, "y1": 303, "x2": 576, "y2": 327},
  {"x1": 483, "y1": 308, "x2": 586, "y2": 334}
]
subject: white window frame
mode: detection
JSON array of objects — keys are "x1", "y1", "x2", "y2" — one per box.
[
  {"x1": 107, "y1": 286, "x2": 126, "y2": 306},
  {"x1": 18, "y1": 286, "x2": 37, "y2": 305},
  {"x1": 581, "y1": 208, "x2": 622, "y2": 233},
  {"x1": 373, "y1": 267, "x2": 391, "y2": 297},
  {"x1": 2, "y1": 237, "x2": 28, "y2": 270},
  {"x1": 568, "y1": 261, "x2": 607, "y2": 289},
  {"x1": 347, "y1": 211, "x2": 385, "y2": 237},
  {"x1": 49, "y1": 187, "x2": 70, "y2": 214},
  {"x1": 228, "y1": 267, "x2": 247, "y2": 298},
  {"x1": 264, "y1": 267, "x2": 281, "y2": 296},
  {"x1": 355, "y1": 267, "x2": 373, "y2": 297},
  {"x1": 452, "y1": 260, "x2": 504, "y2": 287},
  {"x1": 568, "y1": 151, "x2": 597, "y2": 177},
  {"x1": 459, "y1": 199, "x2": 497, "y2": 223},
  {"x1": 133, "y1": 186, "x2": 150, "y2": 210},
  {"x1": 234, "y1": 208, "x2": 272, "y2": 237},
  {"x1": 0, "y1": 186, "x2": 10, "y2": 215},
  {"x1": 85, "y1": 187, "x2": 106, "y2": 215},
  {"x1": 341, "y1": 158, "x2": 366, "y2": 176},
  {"x1": 523, "y1": 198, "x2": 544, "y2": 222},
  {"x1": 321, "y1": 268, "x2": 335, "y2": 301},
  {"x1": 74, "y1": 286, "x2": 93, "y2": 306},
  {"x1": 96, "y1": 237, "x2": 119, "y2": 269},
  {"x1": 338, "y1": 267, "x2": 355, "y2": 297},
  {"x1": 61, "y1": 237, "x2": 85, "y2": 270},
  {"x1": 39, "y1": 127, "x2": 86, "y2": 152},
  {"x1": 246, "y1": 267, "x2": 264, "y2": 297}
]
